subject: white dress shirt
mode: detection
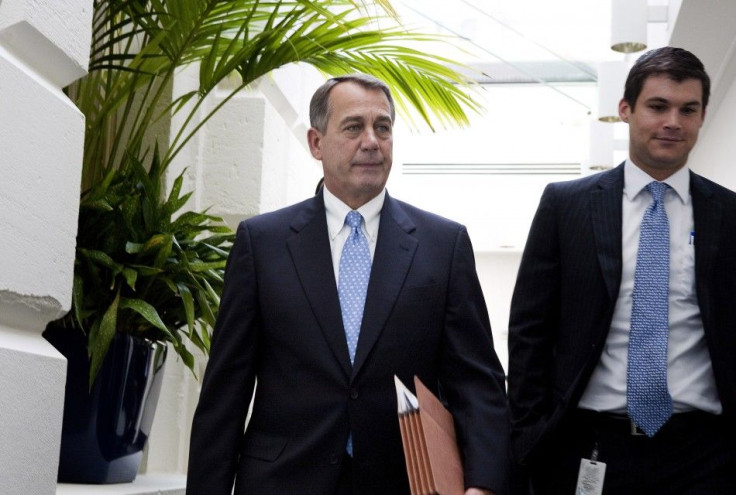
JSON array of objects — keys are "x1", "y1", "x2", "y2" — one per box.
[
  {"x1": 323, "y1": 186, "x2": 384, "y2": 284},
  {"x1": 578, "y1": 160, "x2": 722, "y2": 414}
]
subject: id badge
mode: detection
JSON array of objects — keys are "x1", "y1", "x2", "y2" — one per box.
[{"x1": 575, "y1": 458, "x2": 606, "y2": 495}]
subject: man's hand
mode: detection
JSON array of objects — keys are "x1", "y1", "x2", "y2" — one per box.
[{"x1": 465, "y1": 488, "x2": 494, "y2": 495}]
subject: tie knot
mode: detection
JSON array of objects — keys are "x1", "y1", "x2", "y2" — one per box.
[
  {"x1": 646, "y1": 181, "x2": 669, "y2": 203},
  {"x1": 345, "y1": 211, "x2": 363, "y2": 230}
]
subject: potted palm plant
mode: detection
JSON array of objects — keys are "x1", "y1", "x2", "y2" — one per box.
[
  {"x1": 44, "y1": 150, "x2": 231, "y2": 483},
  {"x1": 45, "y1": 0, "x2": 481, "y2": 484}
]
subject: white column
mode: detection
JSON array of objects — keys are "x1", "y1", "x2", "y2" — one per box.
[{"x1": 0, "y1": 1, "x2": 92, "y2": 493}]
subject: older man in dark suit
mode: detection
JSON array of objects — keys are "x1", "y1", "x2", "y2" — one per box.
[
  {"x1": 508, "y1": 47, "x2": 736, "y2": 494},
  {"x1": 187, "y1": 73, "x2": 510, "y2": 495}
]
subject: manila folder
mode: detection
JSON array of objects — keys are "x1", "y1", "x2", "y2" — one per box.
[{"x1": 394, "y1": 375, "x2": 464, "y2": 495}]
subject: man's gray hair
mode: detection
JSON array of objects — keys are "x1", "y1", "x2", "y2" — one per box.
[{"x1": 309, "y1": 73, "x2": 396, "y2": 133}]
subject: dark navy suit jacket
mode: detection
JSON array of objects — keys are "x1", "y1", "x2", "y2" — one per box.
[
  {"x1": 187, "y1": 191, "x2": 510, "y2": 494},
  {"x1": 508, "y1": 163, "x2": 736, "y2": 465}
]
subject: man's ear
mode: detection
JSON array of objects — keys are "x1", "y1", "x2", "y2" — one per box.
[
  {"x1": 307, "y1": 128, "x2": 323, "y2": 160},
  {"x1": 618, "y1": 98, "x2": 631, "y2": 123}
]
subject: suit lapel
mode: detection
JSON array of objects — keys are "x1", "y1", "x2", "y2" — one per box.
[
  {"x1": 352, "y1": 195, "x2": 418, "y2": 378},
  {"x1": 287, "y1": 193, "x2": 352, "y2": 377},
  {"x1": 590, "y1": 164, "x2": 624, "y2": 302},
  {"x1": 691, "y1": 171, "x2": 721, "y2": 325}
]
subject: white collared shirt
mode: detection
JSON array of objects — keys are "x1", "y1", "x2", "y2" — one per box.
[
  {"x1": 323, "y1": 186, "x2": 384, "y2": 284},
  {"x1": 578, "y1": 160, "x2": 722, "y2": 414}
]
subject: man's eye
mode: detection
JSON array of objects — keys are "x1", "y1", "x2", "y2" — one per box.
[{"x1": 650, "y1": 104, "x2": 666, "y2": 111}]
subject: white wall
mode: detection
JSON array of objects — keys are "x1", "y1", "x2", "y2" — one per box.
[
  {"x1": 391, "y1": 83, "x2": 594, "y2": 253},
  {"x1": 689, "y1": 76, "x2": 736, "y2": 190},
  {"x1": 0, "y1": 0, "x2": 92, "y2": 493},
  {"x1": 476, "y1": 251, "x2": 523, "y2": 373},
  {"x1": 668, "y1": 0, "x2": 736, "y2": 190}
]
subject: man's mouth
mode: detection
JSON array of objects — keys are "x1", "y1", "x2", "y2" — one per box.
[{"x1": 654, "y1": 135, "x2": 684, "y2": 143}]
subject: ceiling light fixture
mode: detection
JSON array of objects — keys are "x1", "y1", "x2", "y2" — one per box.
[
  {"x1": 597, "y1": 60, "x2": 628, "y2": 122},
  {"x1": 611, "y1": 0, "x2": 648, "y2": 53}
]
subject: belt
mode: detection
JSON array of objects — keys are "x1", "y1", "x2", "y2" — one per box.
[{"x1": 573, "y1": 409, "x2": 720, "y2": 437}]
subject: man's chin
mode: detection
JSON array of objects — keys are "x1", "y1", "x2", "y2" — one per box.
[{"x1": 647, "y1": 159, "x2": 688, "y2": 175}]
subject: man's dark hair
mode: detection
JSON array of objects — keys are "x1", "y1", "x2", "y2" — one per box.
[
  {"x1": 623, "y1": 46, "x2": 710, "y2": 110},
  {"x1": 309, "y1": 73, "x2": 396, "y2": 133}
]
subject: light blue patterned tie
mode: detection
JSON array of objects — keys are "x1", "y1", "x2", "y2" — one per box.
[
  {"x1": 627, "y1": 181, "x2": 673, "y2": 437},
  {"x1": 339, "y1": 211, "x2": 371, "y2": 456},
  {"x1": 339, "y1": 211, "x2": 371, "y2": 364}
]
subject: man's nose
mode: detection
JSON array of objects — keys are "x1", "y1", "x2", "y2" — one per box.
[
  {"x1": 361, "y1": 129, "x2": 379, "y2": 150},
  {"x1": 663, "y1": 109, "x2": 682, "y2": 129}
]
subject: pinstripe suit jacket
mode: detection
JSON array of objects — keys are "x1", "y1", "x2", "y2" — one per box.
[{"x1": 507, "y1": 163, "x2": 736, "y2": 464}]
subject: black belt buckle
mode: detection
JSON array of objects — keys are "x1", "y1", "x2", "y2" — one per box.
[{"x1": 630, "y1": 419, "x2": 645, "y2": 436}]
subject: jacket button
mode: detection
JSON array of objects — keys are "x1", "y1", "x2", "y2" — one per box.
[
  {"x1": 329, "y1": 454, "x2": 339, "y2": 464},
  {"x1": 350, "y1": 389, "x2": 359, "y2": 399}
]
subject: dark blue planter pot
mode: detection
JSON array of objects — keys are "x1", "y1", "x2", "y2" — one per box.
[{"x1": 44, "y1": 326, "x2": 167, "y2": 484}]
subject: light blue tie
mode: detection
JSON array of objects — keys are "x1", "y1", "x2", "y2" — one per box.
[
  {"x1": 339, "y1": 211, "x2": 371, "y2": 456},
  {"x1": 339, "y1": 211, "x2": 371, "y2": 364},
  {"x1": 627, "y1": 181, "x2": 673, "y2": 437}
]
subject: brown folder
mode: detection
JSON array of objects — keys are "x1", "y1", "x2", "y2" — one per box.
[{"x1": 395, "y1": 375, "x2": 464, "y2": 495}]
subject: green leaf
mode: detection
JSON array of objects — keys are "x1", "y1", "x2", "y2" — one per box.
[
  {"x1": 199, "y1": 242, "x2": 231, "y2": 258},
  {"x1": 202, "y1": 225, "x2": 234, "y2": 234},
  {"x1": 120, "y1": 298, "x2": 173, "y2": 339},
  {"x1": 127, "y1": 264, "x2": 164, "y2": 276},
  {"x1": 167, "y1": 171, "x2": 185, "y2": 205},
  {"x1": 188, "y1": 327, "x2": 208, "y2": 354},
  {"x1": 141, "y1": 234, "x2": 168, "y2": 253},
  {"x1": 198, "y1": 279, "x2": 220, "y2": 310},
  {"x1": 200, "y1": 322, "x2": 211, "y2": 351},
  {"x1": 89, "y1": 289, "x2": 120, "y2": 389},
  {"x1": 82, "y1": 199, "x2": 114, "y2": 211},
  {"x1": 188, "y1": 260, "x2": 228, "y2": 272},
  {"x1": 153, "y1": 234, "x2": 174, "y2": 268},
  {"x1": 195, "y1": 289, "x2": 216, "y2": 328},
  {"x1": 161, "y1": 276, "x2": 179, "y2": 295},
  {"x1": 126, "y1": 241, "x2": 144, "y2": 254},
  {"x1": 164, "y1": 191, "x2": 193, "y2": 218},
  {"x1": 203, "y1": 269, "x2": 224, "y2": 284},
  {"x1": 122, "y1": 267, "x2": 138, "y2": 290},
  {"x1": 177, "y1": 283, "x2": 196, "y2": 334},
  {"x1": 176, "y1": 342, "x2": 196, "y2": 373},
  {"x1": 72, "y1": 274, "x2": 85, "y2": 330},
  {"x1": 78, "y1": 248, "x2": 124, "y2": 274}
]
